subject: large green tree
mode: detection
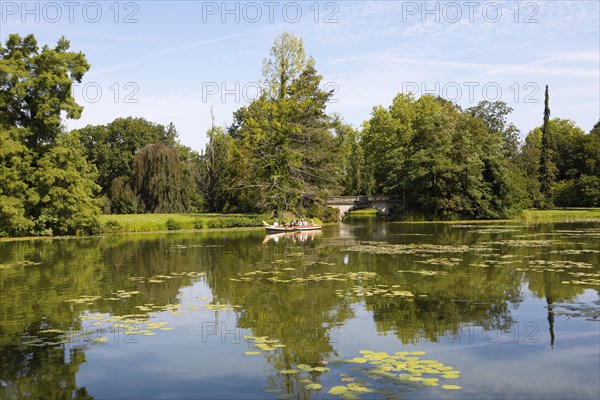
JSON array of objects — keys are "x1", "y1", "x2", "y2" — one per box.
[
  {"x1": 0, "y1": 127, "x2": 37, "y2": 236},
  {"x1": 130, "y1": 143, "x2": 191, "y2": 213},
  {"x1": 32, "y1": 131, "x2": 101, "y2": 235},
  {"x1": 226, "y1": 33, "x2": 343, "y2": 216},
  {"x1": 519, "y1": 119, "x2": 594, "y2": 207},
  {"x1": 0, "y1": 34, "x2": 100, "y2": 236},
  {"x1": 362, "y1": 94, "x2": 527, "y2": 219},
  {"x1": 0, "y1": 34, "x2": 89, "y2": 152},
  {"x1": 77, "y1": 117, "x2": 177, "y2": 194}
]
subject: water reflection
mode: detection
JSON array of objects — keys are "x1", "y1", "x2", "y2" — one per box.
[{"x1": 0, "y1": 221, "x2": 598, "y2": 399}]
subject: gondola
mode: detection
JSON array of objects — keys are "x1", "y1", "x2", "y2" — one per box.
[{"x1": 263, "y1": 221, "x2": 322, "y2": 233}]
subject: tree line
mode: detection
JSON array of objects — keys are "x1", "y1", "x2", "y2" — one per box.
[{"x1": 1, "y1": 33, "x2": 598, "y2": 236}]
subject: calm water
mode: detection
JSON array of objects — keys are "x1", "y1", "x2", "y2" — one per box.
[{"x1": 1, "y1": 218, "x2": 599, "y2": 399}]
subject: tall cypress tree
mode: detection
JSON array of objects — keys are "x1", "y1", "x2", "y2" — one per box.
[{"x1": 539, "y1": 85, "x2": 554, "y2": 208}]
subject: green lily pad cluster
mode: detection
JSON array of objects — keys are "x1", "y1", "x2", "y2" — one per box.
[
  {"x1": 397, "y1": 269, "x2": 449, "y2": 276},
  {"x1": 484, "y1": 239, "x2": 557, "y2": 247},
  {"x1": 23, "y1": 293, "x2": 225, "y2": 348},
  {"x1": 243, "y1": 335, "x2": 287, "y2": 354},
  {"x1": 343, "y1": 242, "x2": 477, "y2": 255},
  {"x1": 324, "y1": 350, "x2": 462, "y2": 398},
  {"x1": 337, "y1": 285, "x2": 417, "y2": 300},
  {"x1": 230, "y1": 269, "x2": 378, "y2": 285},
  {"x1": 415, "y1": 257, "x2": 462, "y2": 267},
  {"x1": 551, "y1": 302, "x2": 600, "y2": 321},
  {"x1": 514, "y1": 260, "x2": 600, "y2": 286}
]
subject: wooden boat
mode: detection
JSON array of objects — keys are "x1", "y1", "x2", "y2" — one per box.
[
  {"x1": 262, "y1": 230, "x2": 322, "y2": 243},
  {"x1": 263, "y1": 221, "x2": 322, "y2": 233}
]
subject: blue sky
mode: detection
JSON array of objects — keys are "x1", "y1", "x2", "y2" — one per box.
[{"x1": 1, "y1": 0, "x2": 599, "y2": 151}]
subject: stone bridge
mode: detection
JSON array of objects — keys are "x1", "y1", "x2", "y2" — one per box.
[{"x1": 325, "y1": 195, "x2": 402, "y2": 220}]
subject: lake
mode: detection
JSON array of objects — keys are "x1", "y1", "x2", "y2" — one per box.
[{"x1": 1, "y1": 217, "x2": 599, "y2": 399}]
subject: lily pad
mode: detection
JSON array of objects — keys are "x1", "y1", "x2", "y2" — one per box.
[
  {"x1": 441, "y1": 384, "x2": 462, "y2": 390},
  {"x1": 328, "y1": 386, "x2": 349, "y2": 395},
  {"x1": 305, "y1": 383, "x2": 322, "y2": 390}
]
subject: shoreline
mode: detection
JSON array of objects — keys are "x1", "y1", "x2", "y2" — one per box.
[{"x1": 1, "y1": 209, "x2": 599, "y2": 242}]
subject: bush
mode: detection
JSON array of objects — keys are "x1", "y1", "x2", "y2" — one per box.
[
  {"x1": 165, "y1": 218, "x2": 182, "y2": 231},
  {"x1": 103, "y1": 219, "x2": 122, "y2": 233},
  {"x1": 307, "y1": 204, "x2": 339, "y2": 223},
  {"x1": 205, "y1": 217, "x2": 262, "y2": 229},
  {"x1": 193, "y1": 218, "x2": 207, "y2": 229}
]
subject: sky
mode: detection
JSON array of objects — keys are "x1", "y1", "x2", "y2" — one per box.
[{"x1": 1, "y1": 0, "x2": 599, "y2": 151}]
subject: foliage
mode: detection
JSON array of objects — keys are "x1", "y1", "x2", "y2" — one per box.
[
  {"x1": 77, "y1": 117, "x2": 179, "y2": 194},
  {"x1": 0, "y1": 34, "x2": 100, "y2": 236},
  {"x1": 0, "y1": 127, "x2": 37, "y2": 236},
  {"x1": 109, "y1": 176, "x2": 139, "y2": 214},
  {"x1": 0, "y1": 34, "x2": 89, "y2": 151},
  {"x1": 521, "y1": 118, "x2": 596, "y2": 208},
  {"x1": 32, "y1": 131, "x2": 101, "y2": 235},
  {"x1": 165, "y1": 218, "x2": 182, "y2": 230},
  {"x1": 340, "y1": 125, "x2": 374, "y2": 196},
  {"x1": 361, "y1": 95, "x2": 527, "y2": 219},
  {"x1": 539, "y1": 85, "x2": 554, "y2": 208},
  {"x1": 224, "y1": 33, "x2": 343, "y2": 216},
  {"x1": 131, "y1": 143, "x2": 191, "y2": 213}
]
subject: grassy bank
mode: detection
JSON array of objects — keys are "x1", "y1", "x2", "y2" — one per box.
[
  {"x1": 99, "y1": 213, "x2": 267, "y2": 233},
  {"x1": 99, "y1": 213, "x2": 326, "y2": 234},
  {"x1": 347, "y1": 208, "x2": 600, "y2": 224},
  {"x1": 520, "y1": 208, "x2": 600, "y2": 222}
]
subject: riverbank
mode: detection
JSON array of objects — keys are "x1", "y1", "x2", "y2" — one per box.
[
  {"x1": 521, "y1": 208, "x2": 600, "y2": 222},
  {"x1": 98, "y1": 213, "x2": 266, "y2": 233},
  {"x1": 1, "y1": 209, "x2": 598, "y2": 241}
]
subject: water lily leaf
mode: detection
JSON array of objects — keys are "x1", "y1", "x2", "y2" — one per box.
[
  {"x1": 280, "y1": 369, "x2": 299, "y2": 374},
  {"x1": 305, "y1": 383, "x2": 322, "y2": 390},
  {"x1": 313, "y1": 366, "x2": 330, "y2": 372},
  {"x1": 328, "y1": 386, "x2": 349, "y2": 395},
  {"x1": 441, "y1": 385, "x2": 462, "y2": 390},
  {"x1": 347, "y1": 383, "x2": 373, "y2": 392},
  {"x1": 245, "y1": 351, "x2": 261, "y2": 356}
]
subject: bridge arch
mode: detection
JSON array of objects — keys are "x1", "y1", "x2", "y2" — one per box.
[{"x1": 325, "y1": 196, "x2": 402, "y2": 221}]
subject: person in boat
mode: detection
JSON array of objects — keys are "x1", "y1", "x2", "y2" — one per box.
[
  {"x1": 310, "y1": 219, "x2": 315, "y2": 226},
  {"x1": 273, "y1": 221, "x2": 279, "y2": 227}
]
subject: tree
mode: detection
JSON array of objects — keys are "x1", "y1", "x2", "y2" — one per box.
[
  {"x1": 130, "y1": 143, "x2": 190, "y2": 213},
  {"x1": 0, "y1": 127, "x2": 37, "y2": 236},
  {"x1": 539, "y1": 85, "x2": 554, "y2": 208},
  {"x1": 261, "y1": 32, "x2": 311, "y2": 100},
  {"x1": 227, "y1": 33, "x2": 342, "y2": 216},
  {"x1": 33, "y1": 131, "x2": 101, "y2": 235},
  {"x1": 0, "y1": 34, "x2": 89, "y2": 151},
  {"x1": 521, "y1": 119, "x2": 591, "y2": 207},
  {"x1": 361, "y1": 94, "x2": 526, "y2": 219},
  {"x1": 77, "y1": 117, "x2": 177, "y2": 195},
  {"x1": 467, "y1": 100, "x2": 520, "y2": 160},
  {"x1": 340, "y1": 125, "x2": 373, "y2": 196},
  {"x1": 0, "y1": 34, "x2": 100, "y2": 236}
]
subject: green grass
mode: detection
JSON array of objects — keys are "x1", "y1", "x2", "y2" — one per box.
[
  {"x1": 347, "y1": 209, "x2": 379, "y2": 215},
  {"x1": 99, "y1": 213, "x2": 267, "y2": 233},
  {"x1": 520, "y1": 208, "x2": 600, "y2": 222}
]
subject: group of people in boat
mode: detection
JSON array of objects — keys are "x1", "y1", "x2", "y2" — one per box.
[{"x1": 273, "y1": 218, "x2": 315, "y2": 227}]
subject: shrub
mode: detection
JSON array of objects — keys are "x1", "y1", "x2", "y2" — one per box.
[
  {"x1": 193, "y1": 218, "x2": 207, "y2": 229},
  {"x1": 103, "y1": 219, "x2": 122, "y2": 233},
  {"x1": 165, "y1": 218, "x2": 182, "y2": 231}
]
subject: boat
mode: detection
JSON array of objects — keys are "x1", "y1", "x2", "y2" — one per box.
[
  {"x1": 263, "y1": 221, "x2": 322, "y2": 233},
  {"x1": 262, "y1": 230, "x2": 322, "y2": 243}
]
